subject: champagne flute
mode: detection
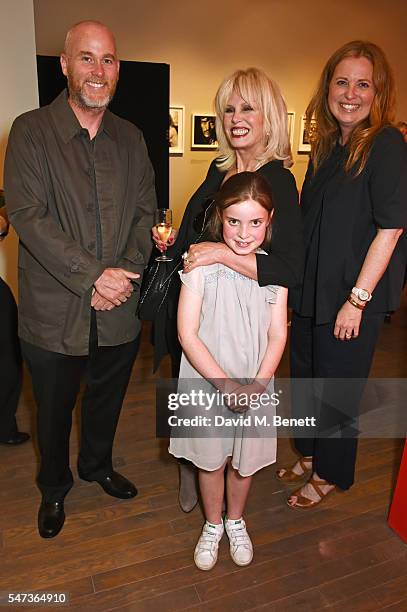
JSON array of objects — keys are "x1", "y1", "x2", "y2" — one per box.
[{"x1": 155, "y1": 208, "x2": 173, "y2": 262}]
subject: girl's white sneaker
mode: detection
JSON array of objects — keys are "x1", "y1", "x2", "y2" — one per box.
[
  {"x1": 225, "y1": 517, "x2": 253, "y2": 566},
  {"x1": 194, "y1": 520, "x2": 224, "y2": 570}
]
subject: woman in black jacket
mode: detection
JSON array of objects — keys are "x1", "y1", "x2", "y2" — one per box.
[
  {"x1": 152, "y1": 68, "x2": 304, "y2": 511},
  {"x1": 277, "y1": 41, "x2": 407, "y2": 509}
]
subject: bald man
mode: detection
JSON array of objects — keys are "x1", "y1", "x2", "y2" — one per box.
[{"x1": 5, "y1": 21, "x2": 156, "y2": 538}]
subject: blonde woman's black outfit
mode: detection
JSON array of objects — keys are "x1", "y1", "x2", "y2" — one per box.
[{"x1": 153, "y1": 159, "x2": 304, "y2": 374}]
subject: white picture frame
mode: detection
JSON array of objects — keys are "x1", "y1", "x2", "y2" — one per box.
[
  {"x1": 169, "y1": 105, "x2": 184, "y2": 155},
  {"x1": 287, "y1": 111, "x2": 295, "y2": 151}
]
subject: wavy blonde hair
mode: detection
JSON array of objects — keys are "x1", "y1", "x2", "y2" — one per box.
[
  {"x1": 214, "y1": 68, "x2": 292, "y2": 171},
  {"x1": 306, "y1": 40, "x2": 396, "y2": 175}
]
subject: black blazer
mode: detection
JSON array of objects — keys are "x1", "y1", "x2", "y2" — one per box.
[
  {"x1": 167, "y1": 159, "x2": 303, "y2": 285},
  {"x1": 289, "y1": 127, "x2": 407, "y2": 324}
]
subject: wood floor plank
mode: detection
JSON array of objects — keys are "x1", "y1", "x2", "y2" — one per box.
[
  {"x1": 317, "y1": 552, "x2": 407, "y2": 604},
  {"x1": 66, "y1": 510, "x2": 399, "y2": 611},
  {"x1": 103, "y1": 585, "x2": 201, "y2": 612},
  {"x1": 5, "y1": 500, "x2": 180, "y2": 557},
  {"x1": 324, "y1": 574, "x2": 407, "y2": 611},
  {"x1": 180, "y1": 548, "x2": 407, "y2": 612},
  {"x1": 248, "y1": 586, "x2": 327, "y2": 612},
  {"x1": 194, "y1": 535, "x2": 406, "y2": 604},
  {"x1": 369, "y1": 576, "x2": 407, "y2": 610},
  {"x1": 90, "y1": 506, "x2": 384, "y2": 596},
  {"x1": 0, "y1": 528, "x2": 198, "y2": 591},
  {"x1": 381, "y1": 601, "x2": 407, "y2": 612},
  {"x1": 0, "y1": 297, "x2": 405, "y2": 611}
]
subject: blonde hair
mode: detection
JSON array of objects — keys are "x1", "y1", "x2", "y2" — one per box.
[
  {"x1": 214, "y1": 68, "x2": 291, "y2": 171},
  {"x1": 306, "y1": 40, "x2": 396, "y2": 175}
]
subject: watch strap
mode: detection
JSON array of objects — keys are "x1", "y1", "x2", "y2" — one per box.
[{"x1": 347, "y1": 295, "x2": 365, "y2": 311}]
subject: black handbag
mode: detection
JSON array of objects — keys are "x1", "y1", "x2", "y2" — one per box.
[
  {"x1": 138, "y1": 197, "x2": 215, "y2": 321},
  {"x1": 137, "y1": 257, "x2": 182, "y2": 321}
]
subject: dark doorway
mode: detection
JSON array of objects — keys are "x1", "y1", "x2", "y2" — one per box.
[{"x1": 36, "y1": 55, "x2": 169, "y2": 207}]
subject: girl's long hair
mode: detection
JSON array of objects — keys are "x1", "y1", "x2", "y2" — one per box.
[
  {"x1": 306, "y1": 40, "x2": 396, "y2": 175},
  {"x1": 205, "y1": 172, "x2": 274, "y2": 250}
]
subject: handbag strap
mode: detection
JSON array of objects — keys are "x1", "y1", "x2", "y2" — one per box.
[{"x1": 192, "y1": 197, "x2": 215, "y2": 245}]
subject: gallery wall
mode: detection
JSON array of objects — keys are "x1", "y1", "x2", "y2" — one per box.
[
  {"x1": 0, "y1": 0, "x2": 38, "y2": 292},
  {"x1": 32, "y1": 0, "x2": 407, "y2": 226}
]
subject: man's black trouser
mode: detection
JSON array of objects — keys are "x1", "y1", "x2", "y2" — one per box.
[{"x1": 21, "y1": 311, "x2": 140, "y2": 502}]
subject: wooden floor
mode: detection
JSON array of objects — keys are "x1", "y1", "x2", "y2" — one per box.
[{"x1": 1, "y1": 295, "x2": 406, "y2": 611}]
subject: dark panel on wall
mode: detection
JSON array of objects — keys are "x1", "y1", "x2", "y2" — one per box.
[{"x1": 36, "y1": 55, "x2": 169, "y2": 207}]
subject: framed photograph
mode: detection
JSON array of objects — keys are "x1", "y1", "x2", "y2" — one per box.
[
  {"x1": 191, "y1": 114, "x2": 218, "y2": 149},
  {"x1": 169, "y1": 106, "x2": 184, "y2": 155},
  {"x1": 298, "y1": 115, "x2": 316, "y2": 153},
  {"x1": 287, "y1": 111, "x2": 295, "y2": 150}
]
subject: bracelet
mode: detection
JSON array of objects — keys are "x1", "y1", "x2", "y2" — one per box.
[{"x1": 347, "y1": 295, "x2": 365, "y2": 311}]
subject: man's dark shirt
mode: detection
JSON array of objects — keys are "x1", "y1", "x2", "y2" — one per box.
[{"x1": 5, "y1": 90, "x2": 156, "y2": 355}]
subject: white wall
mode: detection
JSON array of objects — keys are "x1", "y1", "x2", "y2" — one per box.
[{"x1": 0, "y1": 0, "x2": 38, "y2": 294}]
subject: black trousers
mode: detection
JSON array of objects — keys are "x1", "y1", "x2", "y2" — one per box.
[
  {"x1": 21, "y1": 312, "x2": 140, "y2": 502},
  {"x1": 290, "y1": 311, "x2": 384, "y2": 490},
  {"x1": 0, "y1": 277, "x2": 22, "y2": 441}
]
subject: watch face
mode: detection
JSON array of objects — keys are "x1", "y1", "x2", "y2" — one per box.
[{"x1": 359, "y1": 289, "x2": 369, "y2": 301}]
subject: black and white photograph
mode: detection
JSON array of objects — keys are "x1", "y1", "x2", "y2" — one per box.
[
  {"x1": 191, "y1": 113, "x2": 218, "y2": 149},
  {"x1": 169, "y1": 105, "x2": 184, "y2": 154},
  {"x1": 298, "y1": 114, "x2": 316, "y2": 152}
]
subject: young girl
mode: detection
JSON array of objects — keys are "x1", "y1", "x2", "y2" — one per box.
[{"x1": 169, "y1": 172, "x2": 288, "y2": 571}]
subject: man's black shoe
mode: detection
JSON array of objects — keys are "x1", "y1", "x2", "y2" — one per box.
[
  {"x1": 0, "y1": 431, "x2": 30, "y2": 445},
  {"x1": 81, "y1": 471, "x2": 138, "y2": 499},
  {"x1": 38, "y1": 501, "x2": 65, "y2": 538}
]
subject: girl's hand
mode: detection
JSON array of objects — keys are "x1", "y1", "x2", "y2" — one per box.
[
  {"x1": 334, "y1": 300, "x2": 363, "y2": 340},
  {"x1": 151, "y1": 226, "x2": 178, "y2": 252},
  {"x1": 183, "y1": 242, "x2": 228, "y2": 272},
  {"x1": 225, "y1": 381, "x2": 267, "y2": 413}
]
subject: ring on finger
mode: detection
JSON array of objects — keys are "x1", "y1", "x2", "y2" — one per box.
[{"x1": 345, "y1": 332, "x2": 352, "y2": 339}]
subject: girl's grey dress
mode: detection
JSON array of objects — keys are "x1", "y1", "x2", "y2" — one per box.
[{"x1": 169, "y1": 261, "x2": 280, "y2": 476}]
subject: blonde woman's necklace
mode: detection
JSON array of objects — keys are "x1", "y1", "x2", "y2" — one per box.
[{"x1": 236, "y1": 158, "x2": 264, "y2": 173}]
